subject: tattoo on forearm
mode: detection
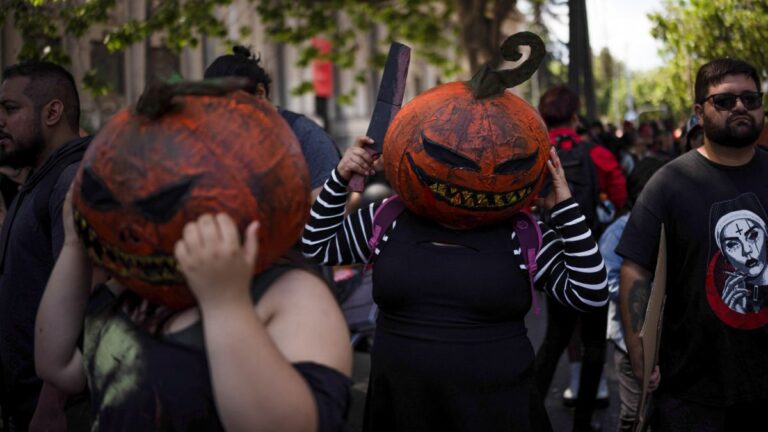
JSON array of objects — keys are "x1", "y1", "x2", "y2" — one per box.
[{"x1": 629, "y1": 278, "x2": 651, "y2": 333}]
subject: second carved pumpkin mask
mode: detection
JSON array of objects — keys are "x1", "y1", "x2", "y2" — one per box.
[
  {"x1": 384, "y1": 32, "x2": 550, "y2": 229},
  {"x1": 72, "y1": 79, "x2": 311, "y2": 310}
]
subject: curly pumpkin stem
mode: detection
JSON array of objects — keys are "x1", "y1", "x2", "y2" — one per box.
[
  {"x1": 467, "y1": 31, "x2": 546, "y2": 99},
  {"x1": 135, "y1": 77, "x2": 253, "y2": 119}
]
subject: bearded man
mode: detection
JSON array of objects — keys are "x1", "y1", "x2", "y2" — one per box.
[
  {"x1": 617, "y1": 58, "x2": 768, "y2": 431},
  {"x1": 0, "y1": 61, "x2": 91, "y2": 430}
]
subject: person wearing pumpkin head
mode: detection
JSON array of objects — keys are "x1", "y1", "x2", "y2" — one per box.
[
  {"x1": 302, "y1": 32, "x2": 608, "y2": 432},
  {"x1": 34, "y1": 80, "x2": 353, "y2": 431},
  {"x1": 204, "y1": 45, "x2": 340, "y2": 200}
]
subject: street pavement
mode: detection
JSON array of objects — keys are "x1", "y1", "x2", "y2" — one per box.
[{"x1": 344, "y1": 295, "x2": 620, "y2": 431}]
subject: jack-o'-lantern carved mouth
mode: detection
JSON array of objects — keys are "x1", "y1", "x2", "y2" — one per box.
[
  {"x1": 406, "y1": 153, "x2": 538, "y2": 210},
  {"x1": 74, "y1": 210, "x2": 184, "y2": 284}
]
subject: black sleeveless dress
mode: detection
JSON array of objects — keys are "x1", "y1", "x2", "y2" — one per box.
[
  {"x1": 364, "y1": 212, "x2": 551, "y2": 432},
  {"x1": 83, "y1": 265, "x2": 351, "y2": 431}
]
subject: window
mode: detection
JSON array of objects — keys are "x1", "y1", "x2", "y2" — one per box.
[
  {"x1": 146, "y1": 46, "x2": 180, "y2": 84},
  {"x1": 90, "y1": 41, "x2": 126, "y2": 95}
]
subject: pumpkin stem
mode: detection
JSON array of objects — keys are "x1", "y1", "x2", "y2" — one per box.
[
  {"x1": 467, "y1": 31, "x2": 546, "y2": 99},
  {"x1": 135, "y1": 77, "x2": 253, "y2": 119}
]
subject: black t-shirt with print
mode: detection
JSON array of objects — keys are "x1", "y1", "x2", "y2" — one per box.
[{"x1": 616, "y1": 148, "x2": 768, "y2": 407}]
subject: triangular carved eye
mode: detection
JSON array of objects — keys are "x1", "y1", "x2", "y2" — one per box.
[
  {"x1": 133, "y1": 175, "x2": 201, "y2": 224},
  {"x1": 494, "y1": 151, "x2": 539, "y2": 174},
  {"x1": 81, "y1": 166, "x2": 122, "y2": 211},
  {"x1": 422, "y1": 133, "x2": 480, "y2": 171}
]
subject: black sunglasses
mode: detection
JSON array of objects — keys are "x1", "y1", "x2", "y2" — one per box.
[{"x1": 702, "y1": 91, "x2": 763, "y2": 111}]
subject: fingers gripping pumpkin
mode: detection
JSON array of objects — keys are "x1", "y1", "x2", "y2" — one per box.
[
  {"x1": 383, "y1": 32, "x2": 550, "y2": 229},
  {"x1": 72, "y1": 79, "x2": 311, "y2": 309}
]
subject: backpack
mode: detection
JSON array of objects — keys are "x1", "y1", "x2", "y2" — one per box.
[
  {"x1": 547, "y1": 134, "x2": 601, "y2": 233},
  {"x1": 366, "y1": 195, "x2": 544, "y2": 315}
]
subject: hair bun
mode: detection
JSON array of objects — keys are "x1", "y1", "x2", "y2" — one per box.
[{"x1": 233, "y1": 45, "x2": 254, "y2": 59}]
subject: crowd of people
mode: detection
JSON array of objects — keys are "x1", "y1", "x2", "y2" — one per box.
[{"x1": 0, "y1": 35, "x2": 765, "y2": 432}]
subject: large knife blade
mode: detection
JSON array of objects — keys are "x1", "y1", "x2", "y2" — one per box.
[{"x1": 348, "y1": 42, "x2": 411, "y2": 192}]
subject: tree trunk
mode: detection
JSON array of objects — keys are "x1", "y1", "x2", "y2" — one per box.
[
  {"x1": 568, "y1": 0, "x2": 596, "y2": 120},
  {"x1": 455, "y1": 0, "x2": 518, "y2": 73}
]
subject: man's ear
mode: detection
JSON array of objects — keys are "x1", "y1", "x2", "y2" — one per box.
[
  {"x1": 255, "y1": 83, "x2": 268, "y2": 99},
  {"x1": 694, "y1": 104, "x2": 704, "y2": 125},
  {"x1": 42, "y1": 99, "x2": 65, "y2": 127}
]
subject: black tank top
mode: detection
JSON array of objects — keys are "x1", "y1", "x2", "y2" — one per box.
[{"x1": 82, "y1": 265, "x2": 294, "y2": 431}]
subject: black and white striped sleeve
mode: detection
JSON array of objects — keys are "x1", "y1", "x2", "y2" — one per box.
[
  {"x1": 301, "y1": 169, "x2": 380, "y2": 266},
  {"x1": 530, "y1": 198, "x2": 608, "y2": 312}
]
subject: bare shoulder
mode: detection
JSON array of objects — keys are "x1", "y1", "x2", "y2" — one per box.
[
  {"x1": 257, "y1": 268, "x2": 352, "y2": 375},
  {"x1": 258, "y1": 269, "x2": 338, "y2": 315}
]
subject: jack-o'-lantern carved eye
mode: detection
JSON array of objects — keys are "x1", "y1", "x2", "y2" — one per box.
[
  {"x1": 422, "y1": 133, "x2": 480, "y2": 171},
  {"x1": 133, "y1": 175, "x2": 201, "y2": 224},
  {"x1": 493, "y1": 150, "x2": 540, "y2": 174},
  {"x1": 81, "y1": 166, "x2": 121, "y2": 211}
]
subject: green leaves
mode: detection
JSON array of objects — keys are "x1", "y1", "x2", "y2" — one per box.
[
  {"x1": 5, "y1": 0, "x2": 234, "y2": 60},
  {"x1": 82, "y1": 68, "x2": 113, "y2": 97},
  {"x1": 256, "y1": 0, "x2": 461, "y2": 102},
  {"x1": 648, "y1": 0, "x2": 768, "y2": 118},
  {"x1": 3, "y1": 0, "x2": 527, "y2": 108}
]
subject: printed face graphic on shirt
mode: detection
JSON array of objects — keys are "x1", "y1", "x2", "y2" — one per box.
[
  {"x1": 707, "y1": 194, "x2": 768, "y2": 329},
  {"x1": 719, "y1": 217, "x2": 767, "y2": 278}
]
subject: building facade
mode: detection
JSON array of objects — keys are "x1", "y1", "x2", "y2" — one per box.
[{"x1": 1, "y1": 0, "x2": 447, "y2": 149}]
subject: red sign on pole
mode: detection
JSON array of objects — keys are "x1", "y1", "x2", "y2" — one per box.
[{"x1": 312, "y1": 37, "x2": 333, "y2": 98}]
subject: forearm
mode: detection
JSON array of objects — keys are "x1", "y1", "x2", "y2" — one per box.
[
  {"x1": 35, "y1": 242, "x2": 92, "y2": 394},
  {"x1": 202, "y1": 300, "x2": 317, "y2": 432},
  {"x1": 302, "y1": 169, "x2": 375, "y2": 265},
  {"x1": 619, "y1": 260, "x2": 652, "y2": 381},
  {"x1": 36, "y1": 381, "x2": 69, "y2": 413},
  {"x1": 541, "y1": 199, "x2": 608, "y2": 310}
]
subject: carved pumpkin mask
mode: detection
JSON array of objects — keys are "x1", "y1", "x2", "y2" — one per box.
[
  {"x1": 72, "y1": 80, "x2": 310, "y2": 309},
  {"x1": 384, "y1": 32, "x2": 550, "y2": 229}
]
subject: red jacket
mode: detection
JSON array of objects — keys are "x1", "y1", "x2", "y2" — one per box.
[{"x1": 549, "y1": 127, "x2": 627, "y2": 210}]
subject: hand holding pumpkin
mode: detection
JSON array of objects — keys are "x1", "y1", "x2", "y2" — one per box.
[
  {"x1": 538, "y1": 148, "x2": 572, "y2": 210},
  {"x1": 337, "y1": 136, "x2": 382, "y2": 181},
  {"x1": 174, "y1": 213, "x2": 259, "y2": 311}
]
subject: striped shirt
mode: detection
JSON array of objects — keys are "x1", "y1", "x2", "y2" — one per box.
[{"x1": 302, "y1": 169, "x2": 608, "y2": 311}]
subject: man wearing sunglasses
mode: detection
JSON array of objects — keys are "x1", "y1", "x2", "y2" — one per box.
[{"x1": 616, "y1": 58, "x2": 768, "y2": 431}]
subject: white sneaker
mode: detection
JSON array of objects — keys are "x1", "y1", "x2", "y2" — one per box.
[
  {"x1": 562, "y1": 366, "x2": 610, "y2": 407},
  {"x1": 562, "y1": 386, "x2": 578, "y2": 407},
  {"x1": 562, "y1": 362, "x2": 581, "y2": 407}
]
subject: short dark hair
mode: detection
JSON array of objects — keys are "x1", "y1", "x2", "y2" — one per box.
[
  {"x1": 2, "y1": 61, "x2": 81, "y2": 132},
  {"x1": 204, "y1": 46, "x2": 272, "y2": 97},
  {"x1": 694, "y1": 58, "x2": 761, "y2": 104},
  {"x1": 538, "y1": 85, "x2": 580, "y2": 129}
]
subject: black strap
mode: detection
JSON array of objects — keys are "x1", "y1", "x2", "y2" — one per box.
[{"x1": 166, "y1": 264, "x2": 300, "y2": 350}]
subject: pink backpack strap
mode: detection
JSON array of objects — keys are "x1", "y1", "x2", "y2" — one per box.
[
  {"x1": 367, "y1": 195, "x2": 406, "y2": 264},
  {"x1": 511, "y1": 212, "x2": 543, "y2": 315}
]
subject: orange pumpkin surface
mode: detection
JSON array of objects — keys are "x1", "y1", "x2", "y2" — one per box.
[
  {"x1": 383, "y1": 33, "x2": 550, "y2": 229},
  {"x1": 72, "y1": 87, "x2": 310, "y2": 309}
]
